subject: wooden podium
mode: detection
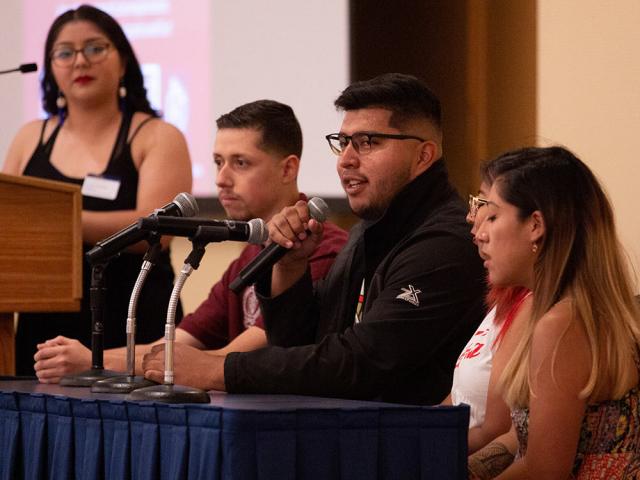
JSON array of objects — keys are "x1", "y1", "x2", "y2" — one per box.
[{"x1": 0, "y1": 173, "x2": 82, "y2": 375}]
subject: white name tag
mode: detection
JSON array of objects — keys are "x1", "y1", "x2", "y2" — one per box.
[{"x1": 81, "y1": 175, "x2": 121, "y2": 200}]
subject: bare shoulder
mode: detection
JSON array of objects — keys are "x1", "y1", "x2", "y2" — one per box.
[
  {"x1": 14, "y1": 119, "x2": 47, "y2": 146},
  {"x1": 130, "y1": 113, "x2": 186, "y2": 144},
  {"x1": 533, "y1": 299, "x2": 577, "y2": 344},
  {"x1": 530, "y1": 298, "x2": 591, "y2": 390},
  {"x1": 2, "y1": 119, "x2": 49, "y2": 174},
  {"x1": 129, "y1": 113, "x2": 190, "y2": 173}
]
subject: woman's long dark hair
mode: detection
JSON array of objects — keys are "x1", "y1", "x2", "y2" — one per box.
[{"x1": 41, "y1": 4, "x2": 157, "y2": 117}]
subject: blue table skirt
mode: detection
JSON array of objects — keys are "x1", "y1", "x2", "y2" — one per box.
[{"x1": 0, "y1": 380, "x2": 469, "y2": 480}]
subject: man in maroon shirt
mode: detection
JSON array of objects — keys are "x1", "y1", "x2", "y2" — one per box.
[{"x1": 33, "y1": 100, "x2": 348, "y2": 382}]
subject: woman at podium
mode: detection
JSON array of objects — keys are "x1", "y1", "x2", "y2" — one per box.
[{"x1": 2, "y1": 5, "x2": 192, "y2": 375}]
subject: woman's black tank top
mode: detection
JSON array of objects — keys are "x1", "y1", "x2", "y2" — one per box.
[{"x1": 23, "y1": 111, "x2": 149, "y2": 210}]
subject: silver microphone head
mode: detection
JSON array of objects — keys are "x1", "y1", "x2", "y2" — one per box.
[
  {"x1": 247, "y1": 218, "x2": 268, "y2": 244},
  {"x1": 173, "y1": 192, "x2": 199, "y2": 217},
  {"x1": 308, "y1": 197, "x2": 329, "y2": 223}
]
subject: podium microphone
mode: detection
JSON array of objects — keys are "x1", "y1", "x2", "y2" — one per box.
[
  {"x1": 0, "y1": 63, "x2": 37, "y2": 75},
  {"x1": 229, "y1": 197, "x2": 329, "y2": 294}
]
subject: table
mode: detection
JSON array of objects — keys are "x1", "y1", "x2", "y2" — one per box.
[{"x1": 0, "y1": 380, "x2": 468, "y2": 479}]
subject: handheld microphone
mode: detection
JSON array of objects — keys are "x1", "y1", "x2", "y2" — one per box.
[
  {"x1": 137, "y1": 216, "x2": 267, "y2": 245},
  {"x1": 86, "y1": 192, "x2": 199, "y2": 264},
  {"x1": 0, "y1": 63, "x2": 37, "y2": 75},
  {"x1": 229, "y1": 197, "x2": 329, "y2": 294}
]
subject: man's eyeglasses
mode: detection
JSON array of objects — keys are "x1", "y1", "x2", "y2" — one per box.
[
  {"x1": 325, "y1": 132, "x2": 425, "y2": 155},
  {"x1": 468, "y1": 194, "x2": 489, "y2": 222},
  {"x1": 50, "y1": 42, "x2": 112, "y2": 68}
]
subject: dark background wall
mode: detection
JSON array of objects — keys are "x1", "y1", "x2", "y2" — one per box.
[{"x1": 350, "y1": 0, "x2": 536, "y2": 199}]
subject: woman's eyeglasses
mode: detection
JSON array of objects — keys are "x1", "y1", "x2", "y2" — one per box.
[
  {"x1": 468, "y1": 194, "x2": 489, "y2": 222},
  {"x1": 50, "y1": 42, "x2": 112, "y2": 68}
]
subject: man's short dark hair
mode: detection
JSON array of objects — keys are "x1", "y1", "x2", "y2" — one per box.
[
  {"x1": 216, "y1": 100, "x2": 303, "y2": 158},
  {"x1": 334, "y1": 73, "x2": 441, "y2": 130}
]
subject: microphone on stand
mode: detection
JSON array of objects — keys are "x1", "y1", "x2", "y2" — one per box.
[
  {"x1": 60, "y1": 192, "x2": 199, "y2": 388},
  {"x1": 86, "y1": 192, "x2": 199, "y2": 263},
  {"x1": 229, "y1": 197, "x2": 329, "y2": 294},
  {"x1": 137, "y1": 215, "x2": 267, "y2": 244},
  {"x1": 0, "y1": 63, "x2": 37, "y2": 75},
  {"x1": 127, "y1": 225, "x2": 243, "y2": 403},
  {"x1": 90, "y1": 236, "x2": 163, "y2": 394}
]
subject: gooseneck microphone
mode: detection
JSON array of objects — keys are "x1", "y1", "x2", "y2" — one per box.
[
  {"x1": 137, "y1": 216, "x2": 267, "y2": 245},
  {"x1": 229, "y1": 197, "x2": 329, "y2": 294},
  {"x1": 126, "y1": 224, "x2": 240, "y2": 404},
  {"x1": 86, "y1": 192, "x2": 198, "y2": 263},
  {"x1": 0, "y1": 63, "x2": 37, "y2": 75}
]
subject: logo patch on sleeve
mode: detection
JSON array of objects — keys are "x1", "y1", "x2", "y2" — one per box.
[
  {"x1": 242, "y1": 285, "x2": 260, "y2": 327},
  {"x1": 396, "y1": 285, "x2": 421, "y2": 306}
]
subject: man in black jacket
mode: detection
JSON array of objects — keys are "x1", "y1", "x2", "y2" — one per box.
[{"x1": 143, "y1": 73, "x2": 486, "y2": 404}]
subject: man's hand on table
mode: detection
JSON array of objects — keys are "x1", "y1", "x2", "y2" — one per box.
[{"x1": 142, "y1": 342, "x2": 226, "y2": 391}]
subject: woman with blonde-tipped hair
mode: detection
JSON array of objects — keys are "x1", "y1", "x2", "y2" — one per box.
[{"x1": 468, "y1": 146, "x2": 640, "y2": 479}]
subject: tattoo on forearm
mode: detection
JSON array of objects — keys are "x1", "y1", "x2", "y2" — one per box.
[{"x1": 467, "y1": 441, "x2": 515, "y2": 480}]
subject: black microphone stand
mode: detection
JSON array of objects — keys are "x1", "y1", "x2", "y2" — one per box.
[
  {"x1": 60, "y1": 260, "x2": 124, "y2": 386},
  {"x1": 91, "y1": 235, "x2": 163, "y2": 393},
  {"x1": 127, "y1": 226, "x2": 230, "y2": 404}
]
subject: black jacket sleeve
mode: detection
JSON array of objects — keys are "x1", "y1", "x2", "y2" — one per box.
[
  {"x1": 224, "y1": 228, "x2": 485, "y2": 405},
  {"x1": 256, "y1": 268, "x2": 320, "y2": 347}
]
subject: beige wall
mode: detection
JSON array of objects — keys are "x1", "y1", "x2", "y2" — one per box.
[
  {"x1": 170, "y1": 238, "x2": 244, "y2": 315},
  {"x1": 537, "y1": 0, "x2": 640, "y2": 285}
]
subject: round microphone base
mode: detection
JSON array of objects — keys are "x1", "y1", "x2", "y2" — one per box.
[
  {"x1": 60, "y1": 368, "x2": 124, "y2": 387},
  {"x1": 126, "y1": 383, "x2": 210, "y2": 404},
  {"x1": 91, "y1": 375, "x2": 157, "y2": 394}
]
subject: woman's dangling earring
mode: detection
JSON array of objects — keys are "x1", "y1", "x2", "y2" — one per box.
[
  {"x1": 56, "y1": 92, "x2": 67, "y2": 109},
  {"x1": 118, "y1": 79, "x2": 127, "y2": 99},
  {"x1": 532, "y1": 242, "x2": 538, "y2": 253}
]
